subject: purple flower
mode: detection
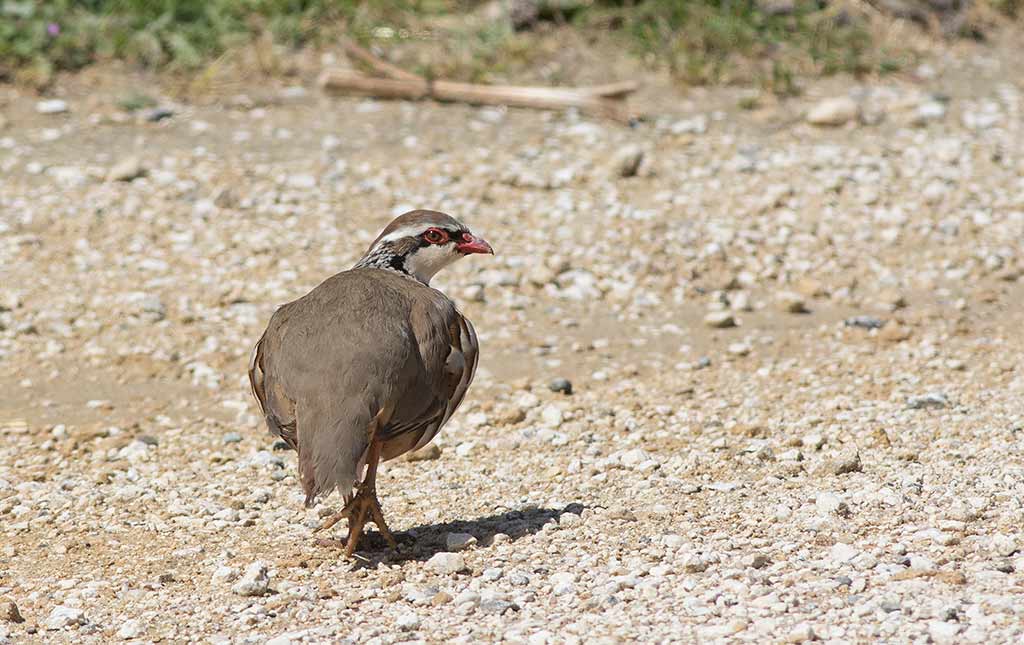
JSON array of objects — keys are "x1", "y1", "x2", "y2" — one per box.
[{"x1": 47, "y1": 23, "x2": 60, "y2": 37}]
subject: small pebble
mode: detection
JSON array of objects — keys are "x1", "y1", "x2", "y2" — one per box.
[
  {"x1": 36, "y1": 99, "x2": 69, "y2": 115},
  {"x1": 445, "y1": 532, "x2": 477, "y2": 551},
  {"x1": 426, "y1": 552, "x2": 466, "y2": 575},
  {"x1": 548, "y1": 378, "x2": 573, "y2": 395},
  {"x1": 45, "y1": 606, "x2": 85, "y2": 630},
  {"x1": 705, "y1": 311, "x2": 737, "y2": 329},
  {"x1": 231, "y1": 561, "x2": 270, "y2": 596}
]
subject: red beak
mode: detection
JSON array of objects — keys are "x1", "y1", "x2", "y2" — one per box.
[{"x1": 456, "y1": 233, "x2": 494, "y2": 255}]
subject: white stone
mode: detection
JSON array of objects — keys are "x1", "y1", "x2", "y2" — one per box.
[
  {"x1": 107, "y1": 157, "x2": 146, "y2": 182},
  {"x1": 807, "y1": 97, "x2": 859, "y2": 126},
  {"x1": 397, "y1": 612, "x2": 421, "y2": 631},
  {"x1": 231, "y1": 561, "x2": 270, "y2": 596},
  {"x1": 287, "y1": 174, "x2": 317, "y2": 189},
  {"x1": 670, "y1": 114, "x2": 709, "y2": 135},
  {"x1": 928, "y1": 621, "x2": 961, "y2": 645},
  {"x1": 117, "y1": 619, "x2": 144, "y2": 639},
  {"x1": 426, "y1": 552, "x2": 465, "y2": 575},
  {"x1": 777, "y1": 291, "x2": 808, "y2": 313},
  {"x1": 46, "y1": 606, "x2": 85, "y2": 630},
  {"x1": 620, "y1": 448, "x2": 652, "y2": 468},
  {"x1": 728, "y1": 342, "x2": 752, "y2": 356},
  {"x1": 786, "y1": 623, "x2": 816, "y2": 643},
  {"x1": 212, "y1": 565, "x2": 239, "y2": 584},
  {"x1": 816, "y1": 492, "x2": 847, "y2": 515},
  {"x1": 914, "y1": 101, "x2": 947, "y2": 125},
  {"x1": 540, "y1": 405, "x2": 564, "y2": 427},
  {"x1": 558, "y1": 512, "x2": 582, "y2": 527},
  {"x1": 445, "y1": 532, "x2": 477, "y2": 551},
  {"x1": 830, "y1": 542, "x2": 859, "y2": 564},
  {"x1": 37, "y1": 99, "x2": 69, "y2": 115},
  {"x1": 704, "y1": 311, "x2": 736, "y2": 328}
]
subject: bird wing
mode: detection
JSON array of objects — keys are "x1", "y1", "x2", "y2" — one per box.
[
  {"x1": 379, "y1": 301, "x2": 479, "y2": 461},
  {"x1": 248, "y1": 325, "x2": 298, "y2": 450},
  {"x1": 413, "y1": 311, "x2": 478, "y2": 450}
]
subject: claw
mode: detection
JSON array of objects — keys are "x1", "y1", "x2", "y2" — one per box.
[
  {"x1": 313, "y1": 439, "x2": 396, "y2": 557},
  {"x1": 315, "y1": 486, "x2": 396, "y2": 556}
]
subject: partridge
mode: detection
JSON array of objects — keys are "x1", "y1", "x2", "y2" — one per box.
[{"x1": 248, "y1": 210, "x2": 493, "y2": 555}]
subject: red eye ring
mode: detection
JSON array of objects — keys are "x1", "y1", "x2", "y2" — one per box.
[{"x1": 423, "y1": 228, "x2": 448, "y2": 244}]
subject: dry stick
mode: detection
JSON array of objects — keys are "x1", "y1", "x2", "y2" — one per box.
[
  {"x1": 318, "y1": 69, "x2": 636, "y2": 122},
  {"x1": 341, "y1": 41, "x2": 638, "y2": 99},
  {"x1": 336, "y1": 41, "x2": 638, "y2": 120},
  {"x1": 341, "y1": 41, "x2": 422, "y2": 82}
]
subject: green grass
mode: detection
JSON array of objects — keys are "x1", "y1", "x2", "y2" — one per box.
[
  {"x1": 0, "y1": 0, "x2": 426, "y2": 83},
  {"x1": 576, "y1": 0, "x2": 883, "y2": 93},
  {"x1": 0, "y1": 0, "x2": 1018, "y2": 90}
]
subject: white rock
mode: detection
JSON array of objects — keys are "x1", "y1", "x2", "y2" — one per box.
[
  {"x1": 529, "y1": 630, "x2": 554, "y2": 645},
  {"x1": 454, "y1": 589, "x2": 480, "y2": 605},
  {"x1": 743, "y1": 553, "x2": 771, "y2": 569},
  {"x1": 46, "y1": 606, "x2": 85, "y2": 630},
  {"x1": 286, "y1": 174, "x2": 317, "y2": 189},
  {"x1": 991, "y1": 534, "x2": 1018, "y2": 557},
  {"x1": 551, "y1": 571, "x2": 575, "y2": 595},
  {"x1": 802, "y1": 434, "x2": 824, "y2": 450},
  {"x1": 119, "y1": 440, "x2": 152, "y2": 461},
  {"x1": 907, "y1": 392, "x2": 949, "y2": 409},
  {"x1": 807, "y1": 97, "x2": 859, "y2": 126},
  {"x1": 620, "y1": 448, "x2": 652, "y2": 468},
  {"x1": 107, "y1": 157, "x2": 146, "y2": 182},
  {"x1": 914, "y1": 100, "x2": 947, "y2": 125},
  {"x1": 704, "y1": 311, "x2": 736, "y2": 328},
  {"x1": 612, "y1": 144, "x2": 645, "y2": 178},
  {"x1": 540, "y1": 405, "x2": 564, "y2": 427},
  {"x1": 445, "y1": 532, "x2": 477, "y2": 551},
  {"x1": 699, "y1": 620, "x2": 748, "y2": 639},
  {"x1": 785, "y1": 623, "x2": 816, "y2": 643},
  {"x1": 117, "y1": 619, "x2": 144, "y2": 639},
  {"x1": 37, "y1": 99, "x2": 69, "y2": 115},
  {"x1": 728, "y1": 342, "x2": 752, "y2": 356},
  {"x1": 231, "y1": 561, "x2": 270, "y2": 596},
  {"x1": 928, "y1": 621, "x2": 961, "y2": 645},
  {"x1": 426, "y1": 552, "x2": 465, "y2": 575},
  {"x1": 47, "y1": 166, "x2": 89, "y2": 187},
  {"x1": 397, "y1": 612, "x2": 421, "y2": 631},
  {"x1": 777, "y1": 291, "x2": 808, "y2": 313},
  {"x1": 816, "y1": 492, "x2": 848, "y2": 516},
  {"x1": 212, "y1": 565, "x2": 239, "y2": 584},
  {"x1": 670, "y1": 114, "x2": 709, "y2": 135},
  {"x1": 830, "y1": 542, "x2": 859, "y2": 564},
  {"x1": 663, "y1": 534, "x2": 685, "y2": 549},
  {"x1": 680, "y1": 551, "x2": 716, "y2": 573},
  {"x1": 558, "y1": 512, "x2": 582, "y2": 527}
]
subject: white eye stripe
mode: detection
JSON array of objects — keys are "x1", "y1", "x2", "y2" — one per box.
[
  {"x1": 379, "y1": 224, "x2": 465, "y2": 244},
  {"x1": 378, "y1": 225, "x2": 432, "y2": 243}
]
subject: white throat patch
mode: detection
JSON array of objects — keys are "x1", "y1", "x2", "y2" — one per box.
[{"x1": 404, "y1": 243, "x2": 462, "y2": 284}]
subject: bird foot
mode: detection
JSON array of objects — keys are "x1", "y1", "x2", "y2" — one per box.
[{"x1": 315, "y1": 487, "x2": 397, "y2": 557}]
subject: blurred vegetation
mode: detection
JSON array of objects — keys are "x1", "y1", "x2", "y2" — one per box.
[
  {"x1": 0, "y1": 0, "x2": 1018, "y2": 90},
  {"x1": 577, "y1": 1, "x2": 881, "y2": 94},
  {"x1": 0, "y1": 0, "x2": 416, "y2": 82}
]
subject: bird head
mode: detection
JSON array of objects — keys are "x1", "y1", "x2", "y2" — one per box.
[{"x1": 356, "y1": 210, "x2": 494, "y2": 284}]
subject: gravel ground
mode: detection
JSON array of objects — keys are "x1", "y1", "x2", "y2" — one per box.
[{"x1": 2, "y1": 39, "x2": 1024, "y2": 644}]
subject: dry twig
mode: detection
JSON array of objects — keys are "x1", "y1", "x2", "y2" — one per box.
[{"x1": 319, "y1": 42, "x2": 639, "y2": 122}]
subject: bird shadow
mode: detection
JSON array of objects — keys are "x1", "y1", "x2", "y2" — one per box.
[{"x1": 334, "y1": 503, "x2": 586, "y2": 567}]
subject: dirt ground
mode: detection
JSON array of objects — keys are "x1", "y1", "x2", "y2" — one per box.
[{"x1": 2, "y1": 30, "x2": 1024, "y2": 644}]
